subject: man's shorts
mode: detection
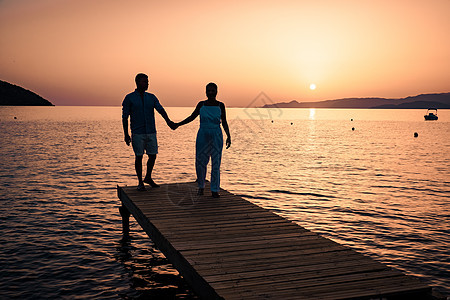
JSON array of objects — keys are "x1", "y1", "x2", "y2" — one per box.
[{"x1": 132, "y1": 133, "x2": 158, "y2": 156}]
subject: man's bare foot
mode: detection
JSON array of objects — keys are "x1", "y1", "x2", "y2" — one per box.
[
  {"x1": 137, "y1": 183, "x2": 146, "y2": 191},
  {"x1": 143, "y1": 177, "x2": 160, "y2": 188}
]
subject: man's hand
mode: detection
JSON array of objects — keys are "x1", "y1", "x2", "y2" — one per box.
[
  {"x1": 226, "y1": 137, "x2": 231, "y2": 149},
  {"x1": 124, "y1": 134, "x2": 131, "y2": 146}
]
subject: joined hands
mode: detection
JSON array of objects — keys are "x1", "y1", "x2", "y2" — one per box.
[{"x1": 168, "y1": 121, "x2": 179, "y2": 130}]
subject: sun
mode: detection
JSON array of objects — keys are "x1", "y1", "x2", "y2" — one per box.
[{"x1": 309, "y1": 83, "x2": 316, "y2": 90}]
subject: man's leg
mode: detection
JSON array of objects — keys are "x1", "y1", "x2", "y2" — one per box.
[
  {"x1": 144, "y1": 154, "x2": 159, "y2": 187},
  {"x1": 143, "y1": 134, "x2": 159, "y2": 188},
  {"x1": 135, "y1": 155, "x2": 146, "y2": 190}
]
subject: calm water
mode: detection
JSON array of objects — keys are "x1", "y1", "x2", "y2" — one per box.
[{"x1": 0, "y1": 106, "x2": 449, "y2": 298}]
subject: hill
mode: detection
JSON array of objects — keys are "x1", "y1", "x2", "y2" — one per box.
[
  {"x1": 262, "y1": 93, "x2": 450, "y2": 109},
  {"x1": 0, "y1": 80, "x2": 54, "y2": 106}
]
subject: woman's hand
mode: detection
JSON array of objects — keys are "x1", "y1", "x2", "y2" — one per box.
[{"x1": 226, "y1": 137, "x2": 231, "y2": 149}]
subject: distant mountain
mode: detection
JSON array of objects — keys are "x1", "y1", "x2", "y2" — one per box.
[
  {"x1": 0, "y1": 80, "x2": 54, "y2": 106},
  {"x1": 262, "y1": 93, "x2": 450, "y2": 109}
]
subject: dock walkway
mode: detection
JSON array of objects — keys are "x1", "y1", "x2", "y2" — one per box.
[{"x1": 117, "y1": 182, "x2": 431, "y2": 299}]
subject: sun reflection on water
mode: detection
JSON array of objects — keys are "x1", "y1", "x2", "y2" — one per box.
[{"x1": 309, "y1": 108, "x2": 316, "y2": 120}]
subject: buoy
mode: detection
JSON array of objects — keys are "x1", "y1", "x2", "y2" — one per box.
[
  {"x1": 291, "y1": 122, "x2": 293, "y2": 125},
  {"x1": 351, "y1": 118, "x2": 353, "y2": 121},
  {"x1": 414, "y1": 132, "x2": 418, "y2": 137}
]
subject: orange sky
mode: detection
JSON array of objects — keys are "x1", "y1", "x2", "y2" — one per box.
[{"x1": 0, "y1": 0, "x2": 449, "y2": 107}]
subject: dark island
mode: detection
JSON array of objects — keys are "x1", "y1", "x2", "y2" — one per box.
[
  {"x1": 262, "y1": 92, "x2": 450, "y2": 109},
  {"x1": 0, "y1": 80, "x2": 54, "y2": 106}
]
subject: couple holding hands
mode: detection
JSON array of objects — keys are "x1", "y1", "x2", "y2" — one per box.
[{"x1": 122, "y1": 73, "x2": 231, "y2": 198}]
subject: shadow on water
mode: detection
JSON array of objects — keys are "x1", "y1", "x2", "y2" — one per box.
[{"x1": 114, "y1": 236, "x2": 198, "y2": 299}]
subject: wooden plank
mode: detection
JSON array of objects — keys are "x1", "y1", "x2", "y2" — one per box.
[
  {"x1": 170, "y1": 231, "x2": 320, "y2": 251},
  {"x1": 192, "y1": 251, "x2": 369, "y2": 275},
  {"x1": 210, "y1": 268, "x2": 405, "y2": 290},
  {"x1": 203, "y1": 259, "x2": 387, "y2": 283},
  {"x1": 181, "y1": 241, "x2": 348, "y2": 261},
  {"x1": 186, "y1": 247, "x2": 352, "y2": 268},
  {"x1": 117, "y1": 182, "x2": 432, "y2": 299},
  {"x1": 216, "y1": 273, "x2": 431, "y2": 300},
  {"x1": 176, "y1": 235, "x2": 332, "y2": 254}
]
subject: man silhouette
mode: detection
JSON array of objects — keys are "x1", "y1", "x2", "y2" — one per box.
[{"x1": 122, "y1": 73, "x2": 175, "y2": 191}]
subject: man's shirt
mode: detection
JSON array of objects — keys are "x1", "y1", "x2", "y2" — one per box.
[{"x1": 122, "y1": 89, "x2": 164, "y2": 134}]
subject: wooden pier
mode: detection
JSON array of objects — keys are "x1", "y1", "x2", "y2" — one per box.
[{"x1": 117, "y1": 182, "x2": 432, "y2": 299}]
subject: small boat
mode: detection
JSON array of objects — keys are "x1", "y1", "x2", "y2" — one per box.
[{"x1": 424, "y1": 108, "x2": 438, "y2": 121}]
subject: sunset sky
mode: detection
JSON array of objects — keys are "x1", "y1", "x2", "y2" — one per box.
[{"x1": 1, "y1": 0, "x2": 449, "y2": 107}]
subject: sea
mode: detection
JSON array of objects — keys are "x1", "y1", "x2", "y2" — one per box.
[{"x1": 0, "y1": 106, "x2": 449, "y2": 299}]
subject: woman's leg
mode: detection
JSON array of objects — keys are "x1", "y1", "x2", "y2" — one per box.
[
  {"x1": 196, "y1": 129, "x2": 210, "y2": 189},
  {"x1": 210, "y1": 130, "x2": 223, "y2": 193}
]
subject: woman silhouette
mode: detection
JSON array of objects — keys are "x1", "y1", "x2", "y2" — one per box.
[{"x1": 176, "y1": 83, "x2": 231, "y2": 197}]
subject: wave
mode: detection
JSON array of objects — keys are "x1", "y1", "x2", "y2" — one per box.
[
  {"x1": 236, "y1": 194, "x2": 272, "y2": 200},
  {"x1": 267, "y1": 189, "x2": 337, "y2": 199}
]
